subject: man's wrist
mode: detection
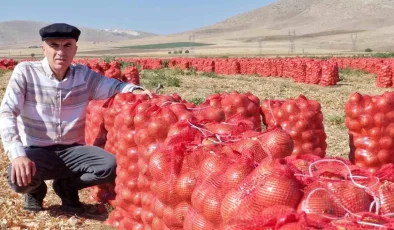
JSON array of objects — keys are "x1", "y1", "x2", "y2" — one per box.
[{"x1": 8, "y1": 146, "x2": 27, "y2": 161}]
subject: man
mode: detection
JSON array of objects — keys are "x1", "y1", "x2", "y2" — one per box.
[{"x1": 0, "y1": 23, "x2": 150, "y2": 213}]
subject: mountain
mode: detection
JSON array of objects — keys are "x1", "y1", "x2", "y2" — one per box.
[
  {"x1": 99, "y1": 29, "x2": 145, "y2": 36},
  {"x1": 192, "y1": 0, "x2": 394, "y2": 37},
  {"x1": 3, "y1": 0, "x2": 394, "y2": 55},
  {"x1": 0, "y1": 20, "x2": 156, "y2": 47}
]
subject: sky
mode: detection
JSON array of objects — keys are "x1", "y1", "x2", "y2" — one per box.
[{"x1": 0, "y1": 0, "x2": 276, "y2": 35}]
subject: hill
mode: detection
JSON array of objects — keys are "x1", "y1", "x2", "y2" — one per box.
[{"x1": 0, "y1": 20, "x2": 156, "y2": 48}]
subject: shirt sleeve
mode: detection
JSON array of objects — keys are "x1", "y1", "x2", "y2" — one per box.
[
  {"x1": 85, "y1": 66, "x2": 144, "y2": 100},
  {"x1": 0, "y1": 65, "x2": 27, "y2": 161}
]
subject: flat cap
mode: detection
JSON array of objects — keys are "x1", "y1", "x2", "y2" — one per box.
[{"x1": 39, "y1": 23, "x2": 81, "y2": 41}]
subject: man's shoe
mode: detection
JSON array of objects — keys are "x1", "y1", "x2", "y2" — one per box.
[
  {"x1": 53, "y1": 179, "x2": 85, "y2": 214},
  {"x1": 23, "y1": 182, "x2": 47, "y2": 211},
  {"x1": 60, "y1": 202, "x2": 85, "y2": 213}
]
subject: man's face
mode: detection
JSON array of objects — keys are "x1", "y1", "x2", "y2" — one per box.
[{"x1": 42, "y1": 38, "x2": 78, "y2": 73}]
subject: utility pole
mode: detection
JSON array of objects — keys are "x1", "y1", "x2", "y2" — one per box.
[
  {"x1": 258, "y1": 40, "x2": 263, "y2": 55},
  {"x1": 351, "y1": 32, "x2": 357, "y2": 52},
  {"x1": 189, "y1": 33, "x2": 195, "y2": 54},
  {"x1": 288, "y1": 30, "x2": 296, "y2": 54}
]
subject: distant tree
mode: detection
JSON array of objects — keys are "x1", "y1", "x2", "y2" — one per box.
[
  {"x1": 179, "y1": 50, "x2": 183, "y2": 54},
  {"x1": 185, "y1": 50, "x2": 190, "y2": 54},
  {"x1": 173, "y1": 51, "x2": 178, "y2": 54},
  {"x1": 168, "y1": 51, "x2": 172, "y2": 54},
  {"x1": 31, "y1": 53, "x2": 35, "y2": 58},
  {"x1": 365, "y1": 48, "x2": 373, "y2": 52}
]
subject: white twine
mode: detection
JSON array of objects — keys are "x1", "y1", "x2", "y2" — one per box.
[
  {"x1": 302, "y1": 187, "x2": 361, "y2": 218},
  {"x1": 187, "y1": 120, "x2": 214, "y2": 137},
  {"x1": 331, "y1": 219, "x2": 388, "y2": 229},
  {"x1": 267, "y1": 98, "x2": 278, "y2": 126},
  {"x1": 159, "y1": 100, "x2": 179, "y2": 107},
  {"x1": 306, "y1": 159, "x2": 381, "y2": 214},
  {"x1": 186, "y1": 105, "x2": 212, "y2": 110},
  {"x1": 357, "y1": 221, "x2": 388, "y2": 229}
]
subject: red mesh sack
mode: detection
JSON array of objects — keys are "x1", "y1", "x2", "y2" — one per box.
[
  {"x1": 320, "y1": 60, "x2": 338, "y2": 86},
  {"x1": 219, "y1": 205, "x2": 299, "y2": 230},
  {"x1": 376, "y1": 63, "x2": 392, "y2": 88},
  {"x1": 183, "y1": 209, "x2": 215, "y2": 230},
  {"x1": 229, "y1": 126, "x2": 293, "y2": 163},
  {"x1": 220, "y1": 158, "x2": 302, "y2": 224},
  {"x1": 374, "y1": 163, "x2": 394, "y2": 183},
  {"x1": 188, "y1": 151, "x2": 255, "y2": 227},
  {"x1": 122, "y1": 65, "x2": 140, "y2": 85},
  {"x1": 98, "y1": 61, "x2": 110, "y2": 71},
  {"x1": 375, "y1": 181, "x2": 394, "y2": 215},
  {"x1": 331, "y1": 212, "x2": 394, "y2": 229},
  {"x1": 105, "y1": 66, "x2": 122, "y2": 80},
  {"x1": 192, "y1": 91, "x2": 261, "y2": 131},
  {"x1": 293, "y1": 59, "x2": 306, "y2": 83},
  {"x1": 280, "y1": 213, "x2": 335, "y2": 230},
  {"x1": 261, "y1": 94, "x2": 326, "y2": 157},
  {"x1": 346, "y1": 91, "x2": 394, "y2": 173},
  {"x1": 305, "y1": 59, "x2": 322, "y2": 84},
  {"x1": 298, "y1": 177, "x2": 373, "y2": 218},
  {"x1": 256, "y1": 59, "x2": 272, "y2": 77},
  {"x1": 275, "y1": 59, "x2": 284, "y2": 77},
  {"x1": 85, "y1": 99, "x2": 111, "y2": 148}
]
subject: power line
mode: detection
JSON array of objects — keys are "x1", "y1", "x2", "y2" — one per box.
[
  {"x1": 188, "y1": 33, "x2": 195, "y2": 54},
  {"x1": 258, "y1": 40, "x2": 262, "y2": 55},
  {"x1": 351, "y1": 32, "x2": 357, "y2": 52},
  {"x1": 288, "y1": 30, "x2": 296, "y2": 54}
]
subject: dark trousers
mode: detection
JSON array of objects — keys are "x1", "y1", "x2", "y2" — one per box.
[{"x1": 7, "y1": 144, "x2": 116, "y2": 194}]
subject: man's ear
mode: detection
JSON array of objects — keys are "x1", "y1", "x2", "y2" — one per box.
[{"x1": 41, "y1": 42, "x2": 45, "y2": 54}]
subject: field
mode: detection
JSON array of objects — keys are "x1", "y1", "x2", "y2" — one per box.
[
  {"x1": 0, "y1": 66, "x2": 390, "y2": 229},
  {"x1": 120, "y1": 42, "x2": 213, "y2": 50}
]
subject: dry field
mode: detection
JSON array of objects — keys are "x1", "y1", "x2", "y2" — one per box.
[{"x1": 0, "y1": 67, "x2": 391, "y2": 229}]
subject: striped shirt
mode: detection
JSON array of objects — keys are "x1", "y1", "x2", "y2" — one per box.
[{"x1": 0, "y1": 57, "x2": 140, "y2": 161}]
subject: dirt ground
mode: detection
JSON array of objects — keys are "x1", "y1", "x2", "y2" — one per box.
[{"x1": 0, "y1": 68, "x2": 391, "y2": 229}]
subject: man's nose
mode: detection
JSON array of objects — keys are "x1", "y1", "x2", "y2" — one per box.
[{"x1": 56, "y1": 49, "x2": 65, "y2": 55}]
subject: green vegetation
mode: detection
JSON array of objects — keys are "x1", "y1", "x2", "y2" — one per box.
[
  {"x1": 119, "y1": 61, "x2": 131, "y2": 71},
  {"x1": 326, "y1": 114, "x2": 345, "y2": 126},
  {"x1": 166, "y1": 76, "x2": 181, "y2": 87},
  {"x1": 351, "y1": 52, "x2": 394, "y2": 58},
  {"x1": 186, "y1": 67, "x2": 197, "y2": 75},
  {"x1": 339, "y1": 68, "x2": 368, "y2": 76},
  {"x1": 121, "y1": 42, "x2": 213, "y2": 49},
  {"x1": 140, "y1": 69, "x2": 182, "y2": 89},
  {"x1": 325, "y1": 114, "x2": 346, "y2": 130},
  {"x1": 199, "y1": 71, "x2": 221, "y2": 79},
  {"x1": 130, "y1": 62, "x2": 142, "y2": 72},
  {"x1": 371, "y1": 52, "x2": 394, "y2": 58},
  {"x1": 162, "y1": 59, "x2": 170, "y2": 68},
  {"x1": 364, "y1": 48, "x2": 373, "y2": 52},
  {"x1": 102, "y1": 56, "x2": 116, "y2": 63},
  {"x1": 0, "y1": 69, "x2": 7, "y2": 77},
  {"x1": 189, "y1": 97, "x2": 205, "y2": 105},
  {"x1": 170, "y1": 67, "x2": 185, "y2": 76}
]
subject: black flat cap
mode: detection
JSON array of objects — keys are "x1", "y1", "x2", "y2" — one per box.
[{"x1": 39, "y1": 23, "x2": 81, "y2": 41}]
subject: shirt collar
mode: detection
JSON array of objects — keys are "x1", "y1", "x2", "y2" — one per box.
[
  {"x1": 41, "y1": 57, "x2": 73, "y2": 80},
  {"x1": 41, "y1": 57, "x2": 54, "y2": 78}
]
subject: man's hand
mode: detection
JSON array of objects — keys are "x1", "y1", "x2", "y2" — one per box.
[
  {"x1": 132, "y1": 88, "x2": 153, "y2": 98},
  {"x1": 11, "y1": 156, "x2": 36, "y2": 187}
]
